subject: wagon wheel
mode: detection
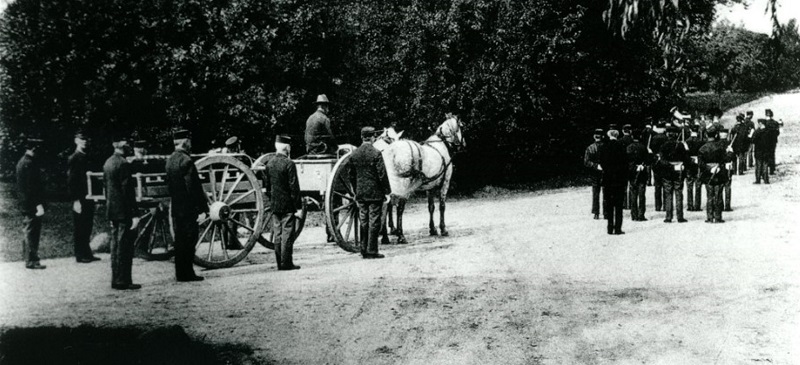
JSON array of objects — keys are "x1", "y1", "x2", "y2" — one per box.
[
  {"x1": 324, "y1": 152, "x2": 361, "y2": 253},
  {"x1": 252, "y1": 153, "x2": 309, "y2": 249},
  {"x1": 193, "y1": 155, "x2": 264, "y2": 269},
  {"x1": 133, "y1": 202, "x2": 174, "y2": 261}
]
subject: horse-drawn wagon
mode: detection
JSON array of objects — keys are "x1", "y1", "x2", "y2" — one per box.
[{"x1": 86, "y1": 144, "x2": 367, "y2": 269}]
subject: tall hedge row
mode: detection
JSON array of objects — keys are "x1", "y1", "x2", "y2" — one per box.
[{"x1": 0, "y1": 0, "x2": 715, "y2": 188}]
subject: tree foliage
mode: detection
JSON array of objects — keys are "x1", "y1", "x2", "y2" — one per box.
[{"x1": 0, "y1": 0, "x2": 791, "y2": 189}]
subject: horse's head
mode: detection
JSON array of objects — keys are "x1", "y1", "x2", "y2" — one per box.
[{"x1": 436, "y1": 114, "x2": 466, "y2": 150}]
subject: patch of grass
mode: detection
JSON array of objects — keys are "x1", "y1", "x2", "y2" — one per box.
[{"x1": 682, "y1": 91, "x2": 770, "y2": 114}]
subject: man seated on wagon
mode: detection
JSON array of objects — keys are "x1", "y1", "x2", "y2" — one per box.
[{"x1": 305, "y1": 94, "x2": 337, "y2": 156}]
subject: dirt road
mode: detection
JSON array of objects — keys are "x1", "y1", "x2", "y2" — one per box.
[{"x1": 1, "y1": 92, "x2": 799, "y2": 364}]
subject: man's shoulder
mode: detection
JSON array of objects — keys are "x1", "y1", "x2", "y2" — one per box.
[
  {"x1": 267, "y1": 154, "x2": 292, "y2": 169},
  {"x1": 307, "y1": 110, "x2": 328, "y2": 122}
]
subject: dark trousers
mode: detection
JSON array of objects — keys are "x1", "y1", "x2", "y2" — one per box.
[
  {"x1": 747, "y1": 144, "x2": 754, "y2": 167},
  {"x1": 723, "y1": 177, "x2": 732, "y2": 210},
  {"x1": 622, "y1": 182, "x2": 629, "y2": 209},
  {"x1": 110, "y1": 220, "x2": 135, "y2": 286},
  {"x1": 272, "y1": 212, "x2": 296, "y2": 268},
  {"x1": 358, "y1": 201, "x2": 382, "y2": 255},
  {"x1": 736, "y1": 152, "x2": 747, "y2": 174},
  {"x1": 73, "y1": 201, "x2": 95, "y2": 259},
  {"x1": 629, "y1": 182, "x2": 646, "y2": 220},
  {"x1": 653, "y1": 174, "x2": 664, "y2": 211},
  {"x1": 768, "y1": 147, "x2": 776, "y2": 173},
  {"x1": 705, "y1": 184, "x2": 724, "y2": 221},
  {"x1": 686, "y1": 174, "x2": 702, "y2": 210},
  {"x1": 603, "y1": 185, "x2": 624, "y2": 233},
  {"x1": 663, "y1": 178, "x2": 684, "y2": 220},
  {"x1": 591, "y1": 178, "x2": 603, "y2": 215},
  {"x1": 22, "y1": 215, "x2": 42, "y2": 265},
  {"x1": 173, "y1": 216, "x2": 199, "y2": 279},
  {"x1": 755, "y1": 159, "x2": 770, "y2": 183}
]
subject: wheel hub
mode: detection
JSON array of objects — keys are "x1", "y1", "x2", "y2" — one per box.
[{"x1": 209, "y1": 201, "x2": 231, "y2": 221}]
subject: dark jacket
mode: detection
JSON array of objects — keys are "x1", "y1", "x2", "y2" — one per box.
[
  {"x1": 626, "y1": 140, "x2": 650, "y2": 184},
  {"x1": 103, "y1": 153, "x2": 138, "y2": 221},
  {"x1": 305, "y1": 110, "x2": 335, "y2": 154},
  {"x1": 598, "y1": 139, "x2": 628, "y2": 187},
  {"x1": 656, "y1": 140, "x2": 690, "y2": 180},
  {"x1": 67, "y1": 150, "x2": 89, "y2": 201},
  {"x1": 15, "y1": 154, "x2": 44, "y2": 215},
  {"x1": 349, "y1": 142, "x2": 390, "y2": 202},
  {"x1": 165, "y1": 150, "x2": 209, "y2": 218},
  {"x1": 698, "y1": 140, "x2": 734, "y2": 185},
  {"x1": 730, "y1": 122, "x2": 751, "y2": 153},
  {"x1": 752, "y1": 128, "x2": 772, "y2": 160},
  {"x1": 583, "y1": 141, "x2": 603, "y2": 178},
  {"x1": 620, "y1": 134, "x2": 634, "y2": 147},
  {"x1": 264, "y1": 153, "x2": 301, "y2": 214}
]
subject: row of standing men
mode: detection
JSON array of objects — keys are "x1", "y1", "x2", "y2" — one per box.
[{"x1": 584, "y1": 108, "x2": 782, "y2": 234}]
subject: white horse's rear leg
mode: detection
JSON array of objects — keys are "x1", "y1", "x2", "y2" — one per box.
[
  {"x1": 428, "y1": 191, "x2": 438, "y2": 236},
  {"x1": 396, "y1": 199, "x2": 407, "y2": 244}
]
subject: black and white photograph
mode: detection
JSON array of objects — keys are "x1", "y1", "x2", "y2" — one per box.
[{"x1": 0, "y1": 0, "x2": 798, "y2": 363}]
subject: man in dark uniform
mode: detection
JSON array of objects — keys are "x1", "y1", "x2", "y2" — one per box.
[
  {"x1": 165, "y1": 129, "x2": 209, "y2": 282},
  {"x1": 103, "y1": 134, "x2": 141, "y2": 289},
  {"x1": 599, "y1": 130, "x2": 628, "y2": 235},
  {"x1": 620, "y1": 124, "x2": 634, "y2": 209},
  {"x1": 685, "y1": 125, "x2": 704, "y2": 211},
  {"x1": 764, "y1": 109, "x2": 780, "y2": 174},
  {"x1": 656, "y1": 126, "x2": 690, "y2": 223},
  {"x1": 16, "y1": 137, "x2": 46, "y2": 269},
  {"x1": 350, "y1": 127, "x2": 391, "y2": 258},
  {"x1": 305, "y1": 94, "x2": 336, "y2": 155},
  {"x1": 649, "y1": 122, "x2": 669, "y2": 211},
  {"x1": 626, "y1": 131, "x2": 650, "y2": 221},
  {"x1": 698, "y1": 129, "x2": 734, "y2": 223},
  {"x1": 730, "y1": 114, "x2": 749, "y2": 175},
  {"x1": 264, "y1": 135, "x2": 302, "y2": 270},
  {"x1": 584, "y1": 129, "x2": 604, "y2": 219},
  {"x1": 719, "y1": 129, "x2": 735, "y2": 211},
  {"x1": 753, "y1": 119, "x2": 771, "y2": 184},
  {"x1": 68, "y1": 130, "x2": 100, "y2": 263}
]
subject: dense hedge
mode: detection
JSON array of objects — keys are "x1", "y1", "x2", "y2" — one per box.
[{"x1": 0, "y1": 0, "x2": 743, "y2": 189}]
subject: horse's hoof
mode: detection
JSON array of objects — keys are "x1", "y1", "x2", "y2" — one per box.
[
  {"x1": 390, "y1": 229, "x2": 401, "y2": 236},
  {"x1": 440, "y1": 230, "x2": 449, "y2": 237},
  {"x1": 430, "y1": 229, "x2": 438, "y2": 236},
  {"x1": 381, "y1": 237, "x2": 391, "y2": 245},
  {"x1": 397, "y1": 236, "x2": 408, "y2": 244}
]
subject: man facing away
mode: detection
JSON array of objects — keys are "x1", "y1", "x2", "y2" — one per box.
[
  {"x1": 626, "y1": 131, "x2": 651, "y2": 221},
  {"x1": 583, "y1": 128, "x2": 604, "y2": 220},
  {"x1": 165, "y1": 129, "x2": 209, "y2": 282},
  {"x1": 752, "y1": 119, "x2": 771, "y2": 184},
  {"x1": 103, "y1": 134, "x2": 141, "y2": 290},
  {"x1": 16, "y1": 136, "x2": 46, "y2": 269},
  {"x1": 305, "y1": 94, "x2": 337, "y2": 155},
  {"x1": 349, "y1": 126, "x2": 391, "y2": 258},
  {"x1": 599, "y1": 130, "x2": 628, "y2": 235},
  {"x1": 685, "y1": 125, "x2": 704, "y2": 211},
  {"x1": 68, "y1": 130, "x2": 101, "y2": 263},
  {"x1": 656, "y1": 126, "x2": 690, "y2": 223},
  {"x1": 264, "y1": 135, "x2": 303, "y2": 271},
  {"x1": 698, "y1": 129, "x2": 734, "y2": 223}
]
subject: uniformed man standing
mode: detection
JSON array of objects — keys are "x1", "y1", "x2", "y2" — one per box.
[
  {"x1": 745, "y1": 111, "x2": 756, "y2": 168},
  {"x1": 350, "y1": 127, "x2": 391, "y2": 258},
  {"x1": 764, "y1": 109, "x2": 780, "y2": 175},
  {"x1": 584, "y1": 129, "x2": 604, "y2": 219},
  {"x1": 656, "y1": 126, "x2": 690, "y2": 223},
  {"x1": 698, "y1": 129, "x2": 734, "y2": 223},
  {"x1": 68, "y1": 130, "x2": 100, "y2": 263},
  {"x1": 599, "y1": 130, "x2": 628, "y2": 235},
  {"x1": 731, "y1": 114, "x2": 750, "y2": 175},
  {"x1": 753, "y1": 119, "x2": 771, "y2": 184},
  {"x1": 685, "y1": 125, "x2": 704, "y2": 211},
  {"x1": 649, "y1": 122, "x2": 668, "y2": 211},
  {"x1": 264, "y1": 135, "x2": 303, "y2": 270},
  {"x1": 620, "y1": 124, "x2": 634, "y2": 209},
  {"x1": 16, "y1": 137, "x2": 46, "y2": 269},
  {"x1": 165, "y1": 129, "x2": 209, "y2": 282},
  {"x1": 626, "y1": 131, "x2": 650, "y2": 221},
  {"x1": 305, "y1": 94, "x2": 336, "y2": 155},
  {"x1": 103, "y1": 134, "x2": 141, "y2": 289},
  {"x1": 720, "y1": 129, "x2": 735, "y2": 212}
]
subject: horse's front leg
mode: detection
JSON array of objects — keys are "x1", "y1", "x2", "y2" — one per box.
[
  {"x1": 388, "y1": 198, "x2": 399, "y2": 235},
  {"x1": 396, "y1": 198, "x2": 407, "y2": 244},
  {"x1": 380, "y1": 199, "x2": 391, "y2": 245},
  {"x1": 428, "y1": 191, "x2": 438, "y2": 236},
  {"x1": 439, "y1": 191, "x2": 448, "y2": 237}
]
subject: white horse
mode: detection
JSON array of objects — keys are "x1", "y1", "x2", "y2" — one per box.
[{"x1": 379, "y1": 115, "x2": 465, "y2": 243}]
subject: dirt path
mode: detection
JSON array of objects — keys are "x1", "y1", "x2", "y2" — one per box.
[{"x1": 2, "y1": 92, "x2": 799, "y2": 364}]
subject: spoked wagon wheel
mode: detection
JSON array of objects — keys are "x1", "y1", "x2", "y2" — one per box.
[
  {"x1": 133, "y1": 202, "x2": 174, "y2": 260},
  {"x1": 193, "y1": 155, "x2": 264, "y2": 269},
  {"x1": 252, "y1": 153, "x2": 309, "y2": 249},
  {"x1": 324, "y1": 153, "x2": 361, "y2": 253}
]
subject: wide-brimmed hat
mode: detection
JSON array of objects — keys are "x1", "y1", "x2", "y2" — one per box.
[
  {"x1": 275, "y1": 135, "x2": 291, "y2": 144},
  {"x1": 314, "y1": 94, "x2": 330, "y2": 104},
  {"x1": 361, "y1": 126, "x2": 376, "y2": 138},
  {"x1": 593, "y1": 128, "x2": 604, "y2": 136},
  {"x1": 225, "y1": 136, "x2": 238, "y2": 146}
]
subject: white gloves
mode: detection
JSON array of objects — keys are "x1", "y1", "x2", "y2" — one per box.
[
  {"x1": 197, "y1": 212, "x2": 208, "y2": 223},
  {"x1": 711, "y1": 166, "x2": 720, "y2": 174},
  {"x1": 726, "y1": 146, "x2": 734, "y2": 153},
  {"x1": 597, "y1": 165, "x2": 603, "y2": 171},
  {"x1": 725, "y1": 162, "x2": 733, "y2": 170},
  {"x1": 73, "y1": 200, "x2": 82, "y2": 214},
  {"x1": 636, "y1": 165, "x2": 644, "y2": 172},
  {"x1": 35, "y1": 204, "x2": 45, "y2": 217},
  {"x1": 647, "y1": 148, "x2": 653, "y2": 154},
  {"x1": 294, "y1": 209, "x2": 303, "y2": 218},
  {"x1": 131, "y1": 217, "x2": 140, "y2": 229}
]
